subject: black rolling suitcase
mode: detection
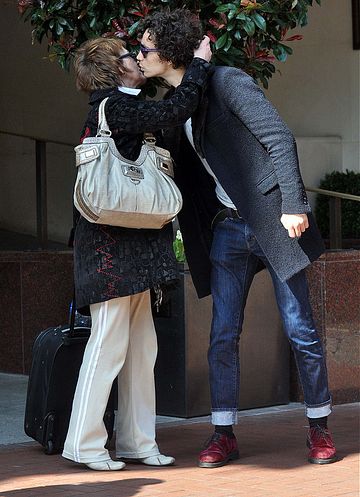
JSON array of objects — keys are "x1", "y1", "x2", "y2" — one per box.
[{"x1": 24, "y1": 310, "x2": 116, "y2": 455}]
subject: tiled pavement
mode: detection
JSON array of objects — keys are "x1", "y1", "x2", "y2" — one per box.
[{"x1": 0, "y1": 403, "x2": 358, "y2": 497}]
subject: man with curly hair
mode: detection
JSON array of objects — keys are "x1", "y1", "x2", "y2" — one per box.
[
  {"x1": 138, "y1": 9, "x2": 204, "y2": 82},
  {"x1": 138, "y1": 8, "x2": 337, "y2": 469}
]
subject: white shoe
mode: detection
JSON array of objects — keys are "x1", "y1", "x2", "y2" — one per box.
[
  {"x1": 135, "y1": 454, "x2": 175, "y2": 466},
  {"x1": 86, "y1": 459, "x2": 126, "y2": 471}
]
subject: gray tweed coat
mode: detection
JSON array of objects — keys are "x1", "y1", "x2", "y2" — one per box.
[{"x1": 163, "y1": 66, "x2": 325, "y2": 298}]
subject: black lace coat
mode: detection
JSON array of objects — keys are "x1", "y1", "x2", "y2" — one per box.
[{"x1": 73, "y1": 58, "x2": 211, "y2": 311}]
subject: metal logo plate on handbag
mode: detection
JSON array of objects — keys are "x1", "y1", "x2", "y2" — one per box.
[
  {"x1": 75, "y1": 145, "x2": 100, "y2": 167},
  {"x1": 156, "y1": 157, "x2": 174, "y2": 178},
  {"x1": 122, "y1": 164, "x2": 144, "y2": 180}
]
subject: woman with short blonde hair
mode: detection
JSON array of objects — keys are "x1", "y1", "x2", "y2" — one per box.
[{"x1": 63, "y1": 26, "x2": 212, "y2": 471}]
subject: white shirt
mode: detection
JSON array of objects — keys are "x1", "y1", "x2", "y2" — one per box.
[
  {"x1": 184, "y1": 119, "x2": 236, "y2": 209},
  {"x1": 117, "y1": 86, "x2": 141, "y2": 96}
]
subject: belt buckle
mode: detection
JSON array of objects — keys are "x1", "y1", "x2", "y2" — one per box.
[
  {"x1": 225, "y1": 208, "x2": 237, "y2": 219},
  {"x1": 229, "y1": 208, "x2": 242, "y2": 220}
]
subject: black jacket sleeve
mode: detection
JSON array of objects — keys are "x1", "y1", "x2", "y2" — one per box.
[{"x1": 105, "y1": 58, "x2": 212, "y2": 134}]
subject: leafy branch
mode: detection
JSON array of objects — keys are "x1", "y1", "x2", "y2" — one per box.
[{"x1": 17, "y1": 0, "x2": 320, "y2": 87}]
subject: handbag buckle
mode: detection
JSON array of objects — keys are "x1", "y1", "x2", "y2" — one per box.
[
  {"x1": 156, "y1": 157, "x2": 174, "y2": 178},
  {"x1": 144, "y1": 133, "x2": 157, "y2": 145},
  {"x1": 122, "y1": 164, "x2": 144, "y2": 180}
]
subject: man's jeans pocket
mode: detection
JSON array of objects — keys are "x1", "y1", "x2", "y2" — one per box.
[{"x1": 211, "y1": 208, "x2": 241, "y2": 231}]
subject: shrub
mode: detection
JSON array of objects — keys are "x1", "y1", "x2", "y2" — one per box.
[
  {"x1": 17, "y1": 0, "x2": 320, "y2": 88},
  {"x1": 315, "y1": 170, "x2": 360, "y2": 239}
]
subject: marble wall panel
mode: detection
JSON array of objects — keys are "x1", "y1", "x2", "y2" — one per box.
[
  {"x1": 0, "y1": 251, "x2": 73, "y2": 374},
  {"x1": 0, "y1": 262, "x2": 23, "y2": 373}
]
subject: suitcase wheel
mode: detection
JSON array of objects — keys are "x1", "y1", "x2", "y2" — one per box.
[
  {"x1": 44, "y1": 440, "x2": 55, "y2": 455},
  {"x1": 43, "y1": 413, "x2": 56, "y2": 455}
]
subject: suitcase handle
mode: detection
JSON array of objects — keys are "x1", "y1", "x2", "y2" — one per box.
[
  {"x1": 67, "y1": 300, "x2": 91, "y2": 341},
  {"x1": 69, "y1": 300, "x2": 77, "y2": 338},
  {"x1": 62, "y1": 327, "x2": 90, "y2": 345}
]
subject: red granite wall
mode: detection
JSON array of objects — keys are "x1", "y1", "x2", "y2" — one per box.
[
  {"x1": 0, "y1": 251, "x2": 73, "y2": 374},
  {"x1": 290, "y1": 250, "x2": 360, "y2": 405},
  {"x1": 1, "y1": 249, "x2": 359, "y2": 408}
]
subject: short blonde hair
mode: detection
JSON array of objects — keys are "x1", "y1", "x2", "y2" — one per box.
[{"x1": 74, "y1": 37, "x2": 127, "y2": 92}]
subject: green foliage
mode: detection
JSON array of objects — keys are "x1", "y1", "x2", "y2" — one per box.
[
  {"x1": 315, "y1": 170, "x2": 360, "y2": 239},
  {"x1": 173, "y1": 229, "x2": 186, "y2": 262},
  {"x1": 17, "y1": 0, "x2": 320, "y2": 86}
]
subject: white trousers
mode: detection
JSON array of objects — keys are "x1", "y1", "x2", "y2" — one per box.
[{"x1": 62, "y1": 290, "x2": 160, "y2": 463}]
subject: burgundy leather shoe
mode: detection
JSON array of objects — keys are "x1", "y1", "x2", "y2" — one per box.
[
  {"x1": 307, "y1": 426, "x2": 337, "y2": 464},
  {"x1": 198, "y1": 433, "x2": 239, "y2": 468}
]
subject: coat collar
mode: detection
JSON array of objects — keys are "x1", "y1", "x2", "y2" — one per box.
[
  {"x1": 164, "y1": 85, "x2": 209, "y2": 158},
  {"x1": 88, "y1": 87, "x2": 139, "y2": 105}
]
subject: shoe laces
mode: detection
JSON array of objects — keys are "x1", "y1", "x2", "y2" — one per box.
[
  {"x1": 203, "y1": 432, "x2": 223, "y2": 448},
  {"x1": 310, "y1": 426, "x2": 333, "y2": 445},
  {"x1": 204, "y1": 432, "x2": 236, "y2": 449},
  {"x1": 312, "y1": 425, "x2": 329, "y2": 437}
]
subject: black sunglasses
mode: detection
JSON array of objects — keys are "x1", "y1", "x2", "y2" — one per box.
[
  {"x1": 139, "y1": 43, "x2": 161, "y2": 58},
  {"x1": 119, "y1": 52, "x2": 137, "y2": 61}
]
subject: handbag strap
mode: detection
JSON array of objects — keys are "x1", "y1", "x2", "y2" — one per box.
[
  {"x1": 97, "y1": 97, "x2": 156, "y2": 144},
  {"x1": 143, "y1": 132, "x2": 156, "y2": 145},
  {"x1": 97, "y1": 97, "x2": 112, "y2": 137}
]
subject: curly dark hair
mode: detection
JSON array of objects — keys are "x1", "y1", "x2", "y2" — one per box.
[{"x1": 140, "y1": 8, "x2": 203, "y2": 69}]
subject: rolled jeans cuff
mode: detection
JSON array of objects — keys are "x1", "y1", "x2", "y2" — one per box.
[
  {"x1": 211, "y1": 410, "x2": 238, "y2": 425},
  {"x1": 305, "y1": 401, "x2": 332, "y2": 418}
]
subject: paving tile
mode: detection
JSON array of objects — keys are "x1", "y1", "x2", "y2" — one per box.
[{"x1": 0, "y1": 403, "x2": 358, "y2": 497}]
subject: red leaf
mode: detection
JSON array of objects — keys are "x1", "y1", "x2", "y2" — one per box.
[
  {"x1": 112, "y1": 19, "x2": 121, "y2": 30},
  {"x1": 220, "y1": 13, "x2": 227, "y2": 24},
  {"x1": 140, "y1": 1, "x2": 150, "y2": 15},
  {"x1": 285, "y1": 34, "x2": 303, "y2": 41},
  {"x1": 280, "y1": 27, "x2": 288, "y2": 39},
  {"x1": 206, "y1": 30, "x2": 217, "y2": 43},
  {"x1": 17, "y1": 0, "x2": 33, "y2": 14},
  {"x1": 209, "y1": 17, "x2": 225, "y2": 29},
  {"x1": 256, "y1": 52, "x2": 275, "y2": 62}
]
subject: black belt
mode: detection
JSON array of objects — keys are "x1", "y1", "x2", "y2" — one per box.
[{"x1": 211, "y1": 207, "x2": 243, "y2": 230}]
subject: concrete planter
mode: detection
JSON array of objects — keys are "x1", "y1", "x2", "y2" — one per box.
[{"x1": 154, "y1": 264, "x2": 290, "y2": 417}]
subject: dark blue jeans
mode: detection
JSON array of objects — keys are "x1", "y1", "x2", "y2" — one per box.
[{"x1": 209, "y1": 216, "x2": 331, "y2": 425}]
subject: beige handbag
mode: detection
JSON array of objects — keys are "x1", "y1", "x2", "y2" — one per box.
[{"x1": 73, "y1": 97, "x2": 183, "y2": 229}]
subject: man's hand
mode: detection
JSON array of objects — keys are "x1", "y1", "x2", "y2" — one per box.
[
  {"x1": 194, "y1": 35, "x2": 212, "y2": 62},
  {"x1": 281, "y1": 214, "x2": 309, "y2": 238}
]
